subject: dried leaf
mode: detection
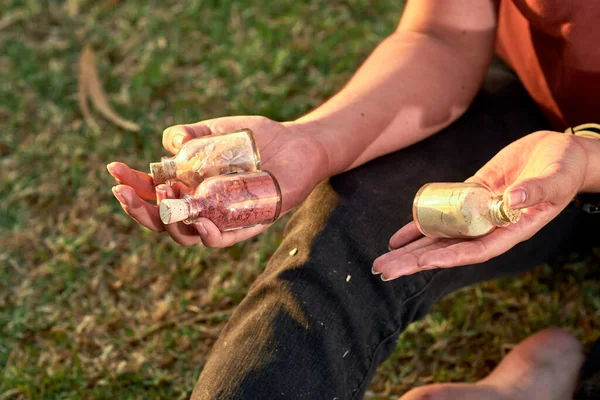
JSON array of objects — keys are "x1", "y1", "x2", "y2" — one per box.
[
  {"x1": 76, "y1": 315, "x2": 96, "y2": 335},
  {"x1": 65, "y1": 0, "x2": 79, "y2": 17},
  {"x1": 116, "y1": 360, "x2": 128, "y2": 374},
  {"x1": 78, "y1": 56, "x2": 100, "y2": 133},
  {"x1": 151, "y1": 275, "x2": 172, "y2": 299},
  {"x1": 114, "y1": 254, "x2": 140, "y2": 284},
  {"x1": 79, "y1": 45, "x2": 140, "y2": 132},
  {"x1": 0, "y1": 9, "x2": 27, "y2": 31},
  {"x1": 0, "y1": 389, "x2": 23, "y2": 400},
  {"x1": 152, "y1": 296, "x2": 173, "y2": 322}
]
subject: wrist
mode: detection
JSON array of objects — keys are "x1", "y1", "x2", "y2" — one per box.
[
  {"x1": 283, "y1": 118, "x2": 338, "y2": 179},
  {"x1": 573, "y1": 134, "x2": 600, "y2": 193}
]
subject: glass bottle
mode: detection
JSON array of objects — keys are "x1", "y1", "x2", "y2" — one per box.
[
  {"x1": 412, "y1": 182, "x2": 521, "y2": 239},
  {"x1": 149, "y1": 129, "x2": 261, "y2": 187},
  {"x1": 159, "y1": 171, "x2": 282, "y2": 231}
]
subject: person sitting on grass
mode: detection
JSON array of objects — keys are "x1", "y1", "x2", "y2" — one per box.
[{"x1": 107, "y1": 0, "x2": 600, "y2": 398}]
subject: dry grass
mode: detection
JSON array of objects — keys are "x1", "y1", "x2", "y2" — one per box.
[{"x1": 1, "y1": 1, "x2": 599, "y2": 399}]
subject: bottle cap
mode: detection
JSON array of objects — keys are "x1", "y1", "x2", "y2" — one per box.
[
  {"x1": 150, "y1": 162, "x2": 168, "y2": 185},
  {"x1": 159, "y1": 199, "x2": 190, "y2": 224}
]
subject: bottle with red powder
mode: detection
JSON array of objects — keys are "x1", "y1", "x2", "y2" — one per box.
[{"x1": 159, "y1": 171, "x2": 282, "y2": 231}]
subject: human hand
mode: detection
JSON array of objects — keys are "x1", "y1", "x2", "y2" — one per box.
[
  {"x1": 107, "y1": 116, "x2": 328, "y2": 247},
  {"x1": 373, "y1": 130, "x2": 590, "y2": 280}
]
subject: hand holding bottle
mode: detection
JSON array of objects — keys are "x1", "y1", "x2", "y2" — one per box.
[
  {"x1": 373, "y1": 130, "x2": 591, "y2": 280},
  {"x1": 107, "y1": 116, "x2": 329, "y2": 247}
]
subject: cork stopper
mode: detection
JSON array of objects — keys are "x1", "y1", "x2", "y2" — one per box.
[
  {"x1": 499, "y1": 202, "x2": 521, "y2": 224},
  {"x1": 490, "y1": 196, "x2": 521, "y2": 227},
  {"x1": 150, "y1": 159, "x2": 176, "y2": 185},
  {"x1": 150, "y1": 162, "x2": 167, "y2": 185},
  {"x1": 159, "y1": 199, "x2": 190, "y2": 224}
]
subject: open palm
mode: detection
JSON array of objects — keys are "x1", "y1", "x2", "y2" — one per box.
[
  {"x1": 373, "y1": 131, "x2": 588, "y2": 281},
  {"x1": 108, "y1": 116, "x2": 327, "y2": 247}
]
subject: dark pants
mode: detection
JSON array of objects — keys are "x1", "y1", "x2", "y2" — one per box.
[{"x1": 192, "y1": 67, "x2": 597, "y2": 399}]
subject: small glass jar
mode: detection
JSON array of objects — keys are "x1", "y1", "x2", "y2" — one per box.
[
  {"x1": 159, "y1": 171, "x2": 282, "y2": 232},
  {"x1": 149, "y1": 128, "x2": 261, "y2": 187},
  {"x1": 412, "y1": 182, "x2": 521, "y2": 239}
]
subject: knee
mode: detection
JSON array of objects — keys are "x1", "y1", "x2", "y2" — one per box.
[{"x1": 399, "y1": 384, "x2": 458, "y2": 400}]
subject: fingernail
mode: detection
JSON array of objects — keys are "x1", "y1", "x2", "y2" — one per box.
[
  {"x1": 508, "y1": 189, "x2": 527, "y2": 207},
  {"x1": 381, "y1": 274, "x2": 393, "y2": 282},
  {"x1": 195, "y1": 221, "x2": 208, "y2": 236},
  {"x1": 388, "y1": 245, "x2": 395, "y2": 252},
  {"x1": 112, "y1": 186, "x2": 125, "y2": 203},
  {"x1": 371, "y1": 266, "x2": 382, "y2": 275},
  {"x1": 172, "y1": 133, "x2": 185, "y2": 148},
  {"x1": 106, "y1": 163, "x2": 120, "y2": 179}
]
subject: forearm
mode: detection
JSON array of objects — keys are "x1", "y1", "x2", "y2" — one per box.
[
  {"x1": 292, "y1": 1, "x2": 497, "y2": 176},
  {"x1": 576, "y1": 135, "x2": 600, "y2": 193}
]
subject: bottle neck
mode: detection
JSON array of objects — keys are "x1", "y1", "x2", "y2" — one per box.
[
  {"x1": 182, "y1": 194, "x2": 204, "y2": 225},
  {"x1": 489, "y1": 196, "x2": 521, "y2": 227},
  {"x1": 150, "y1": 157, "x2": 178, "y2": 185},
  {"x1": 161, "y1": 157, "x2": 178, "y2": 182}
]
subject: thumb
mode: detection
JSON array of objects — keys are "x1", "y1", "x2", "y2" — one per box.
[
  {"x1": 162, "y1": 116, "x2": 260, "y2": 155},
  {"x1": 162, "y1": 124, "x2": 212, "y2": 155},
  {"x1": 504, "y1": 164, "x2": 572, "y2": 209}
]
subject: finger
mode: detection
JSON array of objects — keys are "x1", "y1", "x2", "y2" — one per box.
[
  {"x1": 165, "y1": 222, "x2": 201, "y2": 246},
  {"x1": 162, "y1": 116, "x2": 259, "y2": 154},
  {"x1": 504, "y1": 163, "x2": 578, "y2": 209},
  {"x1": 162, "y1": 124, "x2": 212, "y2": 155},
  {"x1": 464, "y1": 175, "x2": 493, "y2": 189},
  {"x1": 112, "y1": 185, "x2": 165, "y2": 232},
  {"x1": 390, "y1": 236, "x2": 439, "y2": 256},
  {"x1": 155, "y1": 182, "x2": 191, "y2": 203},
  {"x1": 418, "y1": 202, "x2": 560, "y2": 269},
  {"x1": 193, "y1": 217, "x2": 267, "y2": 248},
  {"x1": 469, "y1": 162, "x2": 509, "y2": 192},
  {"x1": 373, "y1": 239, "x2": 462, "y2": 280},
  {"x1": 160, "y1": 184, "x2": 201, "y2": 246},
  {"x1": 161, "y1": 181, "x2": 193, "y2": 198},
  {"x1": 389, "y1": 222, "x2": 423, "y2": 250},
  {"x1": 155, "y1": 184, "x2": 169, "y2": 203},
  {"x1": 418, "y1": 225, "x2": 522, "y2": 268},
  {"x1": 418, "y1": 242, "x2": 485, "y2": 269},
  {"x1": 107, "y1": 162, "x2": 156, "y2": 201}
]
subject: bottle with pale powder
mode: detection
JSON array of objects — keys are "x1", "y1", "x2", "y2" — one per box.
[
  {"x1": 159, "y1": 171, "x2": 281, "y2": 231},
  {"x1": 412, "y1": 182, "x2": 521, "y2": 239},
  {"x1": 149, "y1": 129, "x2": 261, "y2": 187}
]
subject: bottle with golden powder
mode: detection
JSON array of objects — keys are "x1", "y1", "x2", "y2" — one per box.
[
  {"x1": 159, "y1": 171, "x2": 282, "y2": 231},
  {"x1": 412, "y1": 182, "x2": 521, "y2": 239},
  {"x1": 149, "y1": 129, "x2": 261, "y2": 187}
]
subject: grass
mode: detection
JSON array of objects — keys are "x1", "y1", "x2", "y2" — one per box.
[{"x1": 1, "y1": 0, "x2": 599, "y2": 399}]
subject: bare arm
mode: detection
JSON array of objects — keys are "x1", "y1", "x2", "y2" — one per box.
[
  {"x1": 109, "y1": 0, "x2": 501, "y2": 248},
  {"x1": 294, "y1": 0, "x2": 499, "y2": 175}
]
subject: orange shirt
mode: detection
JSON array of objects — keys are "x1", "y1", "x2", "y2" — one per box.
[{"x1": 496, "y1": 0, "x2": 600, "y2": 130}]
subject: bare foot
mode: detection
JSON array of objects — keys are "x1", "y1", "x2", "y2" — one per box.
[{"x1": 400, "y1": 328, "x2": 584, "y2": 400}]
